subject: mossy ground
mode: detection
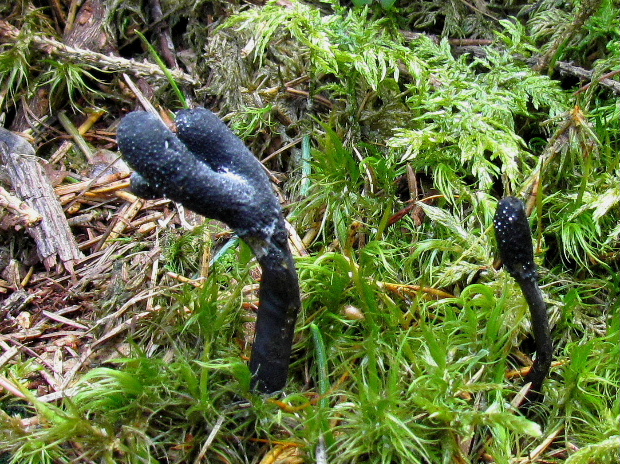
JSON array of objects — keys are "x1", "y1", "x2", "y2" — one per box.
[{"x1": 0, "y1": 1, "x2": 618, "y2": 463}]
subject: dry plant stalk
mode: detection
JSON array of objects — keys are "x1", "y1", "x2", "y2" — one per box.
[{"x1": 0, "y1": 185, "x2": 43, "y2": 227}]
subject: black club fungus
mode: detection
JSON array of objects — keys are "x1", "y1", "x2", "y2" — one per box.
[
  {"x1": 117, "y1": 108, "x2": 301, "y2": 393},
  {"x1": 494, "y1": 196, "x2": 552, "y2": 410}
]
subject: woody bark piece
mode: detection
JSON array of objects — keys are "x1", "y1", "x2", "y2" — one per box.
[
  {"x1": 63, "y1": 0, "x2": 117, "y2": 54},
  {"x1": 0, "y1": 128, "x2": 83, "y2": 273}
]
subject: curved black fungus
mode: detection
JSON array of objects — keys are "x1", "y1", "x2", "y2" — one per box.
[
  {"x1": 117, "y1": 109, "x2": 301, "y2": 393},
  {"x1": 494, "y1": 196, "x2": 552, "y2": 408}
]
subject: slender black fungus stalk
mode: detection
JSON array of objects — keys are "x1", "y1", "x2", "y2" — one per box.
[
  {"x1": 117, "y1": 109, "x2": 301, "y2": 393},
  {"x1": 494, "y1": 197, "x2": 552, "y2": 405}
]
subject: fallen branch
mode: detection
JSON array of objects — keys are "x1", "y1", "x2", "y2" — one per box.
[
  {"x1": 0, "y1": 19, "x2": 197, "y2": 87},
  {"x1": 558, "y1": 62, "x2": 620, "y2": 94}
]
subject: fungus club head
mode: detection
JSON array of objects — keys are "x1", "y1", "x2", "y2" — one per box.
[
  {"x1": 116, "y1": 109, "x2": 281, "y2": 240},
  {"x1": 494, "y1": 196, "x2": 537, "y2": 282},
  {"x1": 117, "y1": 111, "x2": 184, "y2": 184}
]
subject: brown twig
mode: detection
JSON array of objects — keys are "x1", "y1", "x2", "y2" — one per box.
[
  {"x1": 285, "y1": 87, "x2": 333, "y2": 109},
  {"x1": 568, "y1": 66, "x2": 620, "y2": 95},
  {"x1": 149, "y1": 0, "x2": 178, "y2": 69},
  {"x1": 379, "y1": 281, "x2": 455, "y2": 300}
]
